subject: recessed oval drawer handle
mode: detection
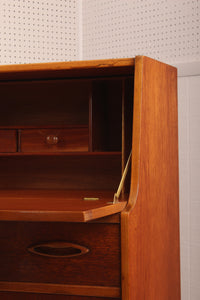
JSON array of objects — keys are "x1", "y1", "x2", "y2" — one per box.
[
  {"x1": 28, "y1": 242, "x2": 89, "y2": 258},
  {"x1": 46, "y1": 135, "x2": 59, "y2": 145}
]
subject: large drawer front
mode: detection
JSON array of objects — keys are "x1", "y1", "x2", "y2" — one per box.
[
  {"x1": 0, "y1": 222, "x2": 120, "y2": 287},
  {"x1": 0, "y1": 130, "x2": 17, "y2": 153},
  {"x1": 20, "y1": 127, "x2": 89, "y2": 152}
]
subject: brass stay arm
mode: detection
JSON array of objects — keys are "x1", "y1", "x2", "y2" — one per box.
[{"x1": 113, "y1": 151, "x2": 132, "y2": 204}]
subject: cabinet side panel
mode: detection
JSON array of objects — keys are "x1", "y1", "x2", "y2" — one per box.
[{"x1": 121, "y1": 56, "x2": 180, "y2": 299}]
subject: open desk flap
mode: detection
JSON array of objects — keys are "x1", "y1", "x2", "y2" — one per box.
[{"x1": 0, "y1": 190, "x2": 127, "y2": 222}]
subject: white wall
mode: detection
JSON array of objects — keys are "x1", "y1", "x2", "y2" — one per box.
[
  {"x1": 82, "y1": 1, "x2": 200, "y2": 300},
  {"x1": 178, "y1": 75, "x2": 200, "y2": 300},
  {"x1": 0, "y1": 0, "x2": 81, "y2": 64},
  {"x1": 82, "y1": 0, "x2": 199, "y2": 64}
]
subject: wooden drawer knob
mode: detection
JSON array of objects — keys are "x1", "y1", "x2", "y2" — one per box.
[
  {"x1": 46, "y1": 135, "x2": 59, "y2": 145},
  {"x1": 28, "y1": 242, "x2": 89, "y2": 258}
]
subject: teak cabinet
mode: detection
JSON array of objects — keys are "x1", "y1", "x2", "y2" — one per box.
[{"x1": 0, "y1": 57, "x2": 180, "y2": 299}]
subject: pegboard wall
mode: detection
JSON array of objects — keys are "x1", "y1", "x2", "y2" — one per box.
[
  {"x1": 0, "y1": 0, "x2": 80, "y2": 64},
  {"x1": 0, "y1": 0, "x2": 199, "y2": 65},
  {"x1": 82, "y1": 0, "x2": 200, "y2": 64}
]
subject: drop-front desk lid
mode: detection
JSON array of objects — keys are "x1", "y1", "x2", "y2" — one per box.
[{"x1": 0, "y1": 190, "x2": 127, "y2": 222}]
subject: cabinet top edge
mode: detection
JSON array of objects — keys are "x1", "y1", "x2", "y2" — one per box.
[{"x1": 0, "y1": 58, "x2": 135, "y2": 80}]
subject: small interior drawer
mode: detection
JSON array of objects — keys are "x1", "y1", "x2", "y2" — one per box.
[
  {"x1": 0, "y1": 130, "x2": 17, "y2": 153},
  {"x1": 0, "y1": 222, "x2": 120, "y2": 287},
  {"x1": 20, "y1": 127, "x2": 89, "y2": 152}
]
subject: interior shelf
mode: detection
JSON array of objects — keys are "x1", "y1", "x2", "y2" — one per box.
[{"x1": 0, "y1": 190, "x2": 127, "y2": 222}]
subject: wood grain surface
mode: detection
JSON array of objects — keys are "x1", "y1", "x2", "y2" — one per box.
[
  {"x1": 0, "y1": 58, "x2": 135, "y2": 80},
  {"x1": 0, "y1": 283, "x2": 120, "y2": 298},
  {"x1": 121, "y1": 56, "x2": 180, "y2": 299},
  {"x1": 0, "y1": 292, "x2": 119, "y2": 300},
  {"x1": 20, "y1": 127, "x2": 89, "y2": 153},
  {"x1": 0, "y1": 190, "x2": 127, "y2": 222},
  {"x1": 0, "y1": 56, "x2": 180, "y2": 299},
  {"x1": 0, "y1": 130, "x2": 17, "y2": 153},
  {"x1": 0, "y1": 80, "x2": 89, "y2": 127},
  {"x1": 0, "y1": 154, "x2": 121, "y2": 190},
  {"x1": 0, "y1": 222, "x2": 120, "y2": 288}
]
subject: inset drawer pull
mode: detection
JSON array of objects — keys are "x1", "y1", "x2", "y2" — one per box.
[
  {"x1": 28, "y1": 242, "x2": 89, "y2": 258},
  {"x1": 46, "y1": 135, "x2": 59, "y2": 145}
]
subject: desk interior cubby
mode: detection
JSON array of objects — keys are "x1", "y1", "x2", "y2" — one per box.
[{"x1": 0, "y1": 75, "x2": 133, "y2": 222}]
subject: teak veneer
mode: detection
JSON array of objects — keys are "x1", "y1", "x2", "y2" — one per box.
[
  {"x1": 0, "y1": 190, "x2": 127, "y2": 222},
  {"x1": 0, "y1": 57, "x2": 180, "y2": 299}
]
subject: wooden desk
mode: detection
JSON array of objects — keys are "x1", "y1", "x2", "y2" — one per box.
[{"x1": 0, "y1": 57, "x2": 180, "y2": 299}]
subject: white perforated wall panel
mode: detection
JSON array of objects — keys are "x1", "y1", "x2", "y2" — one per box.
[
  {"x1": 82, "y1": 0, "x2": 200, "y2": 63},
  {"x1": 0, "y1": 0, "x2": 80, "y2": 64}
]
